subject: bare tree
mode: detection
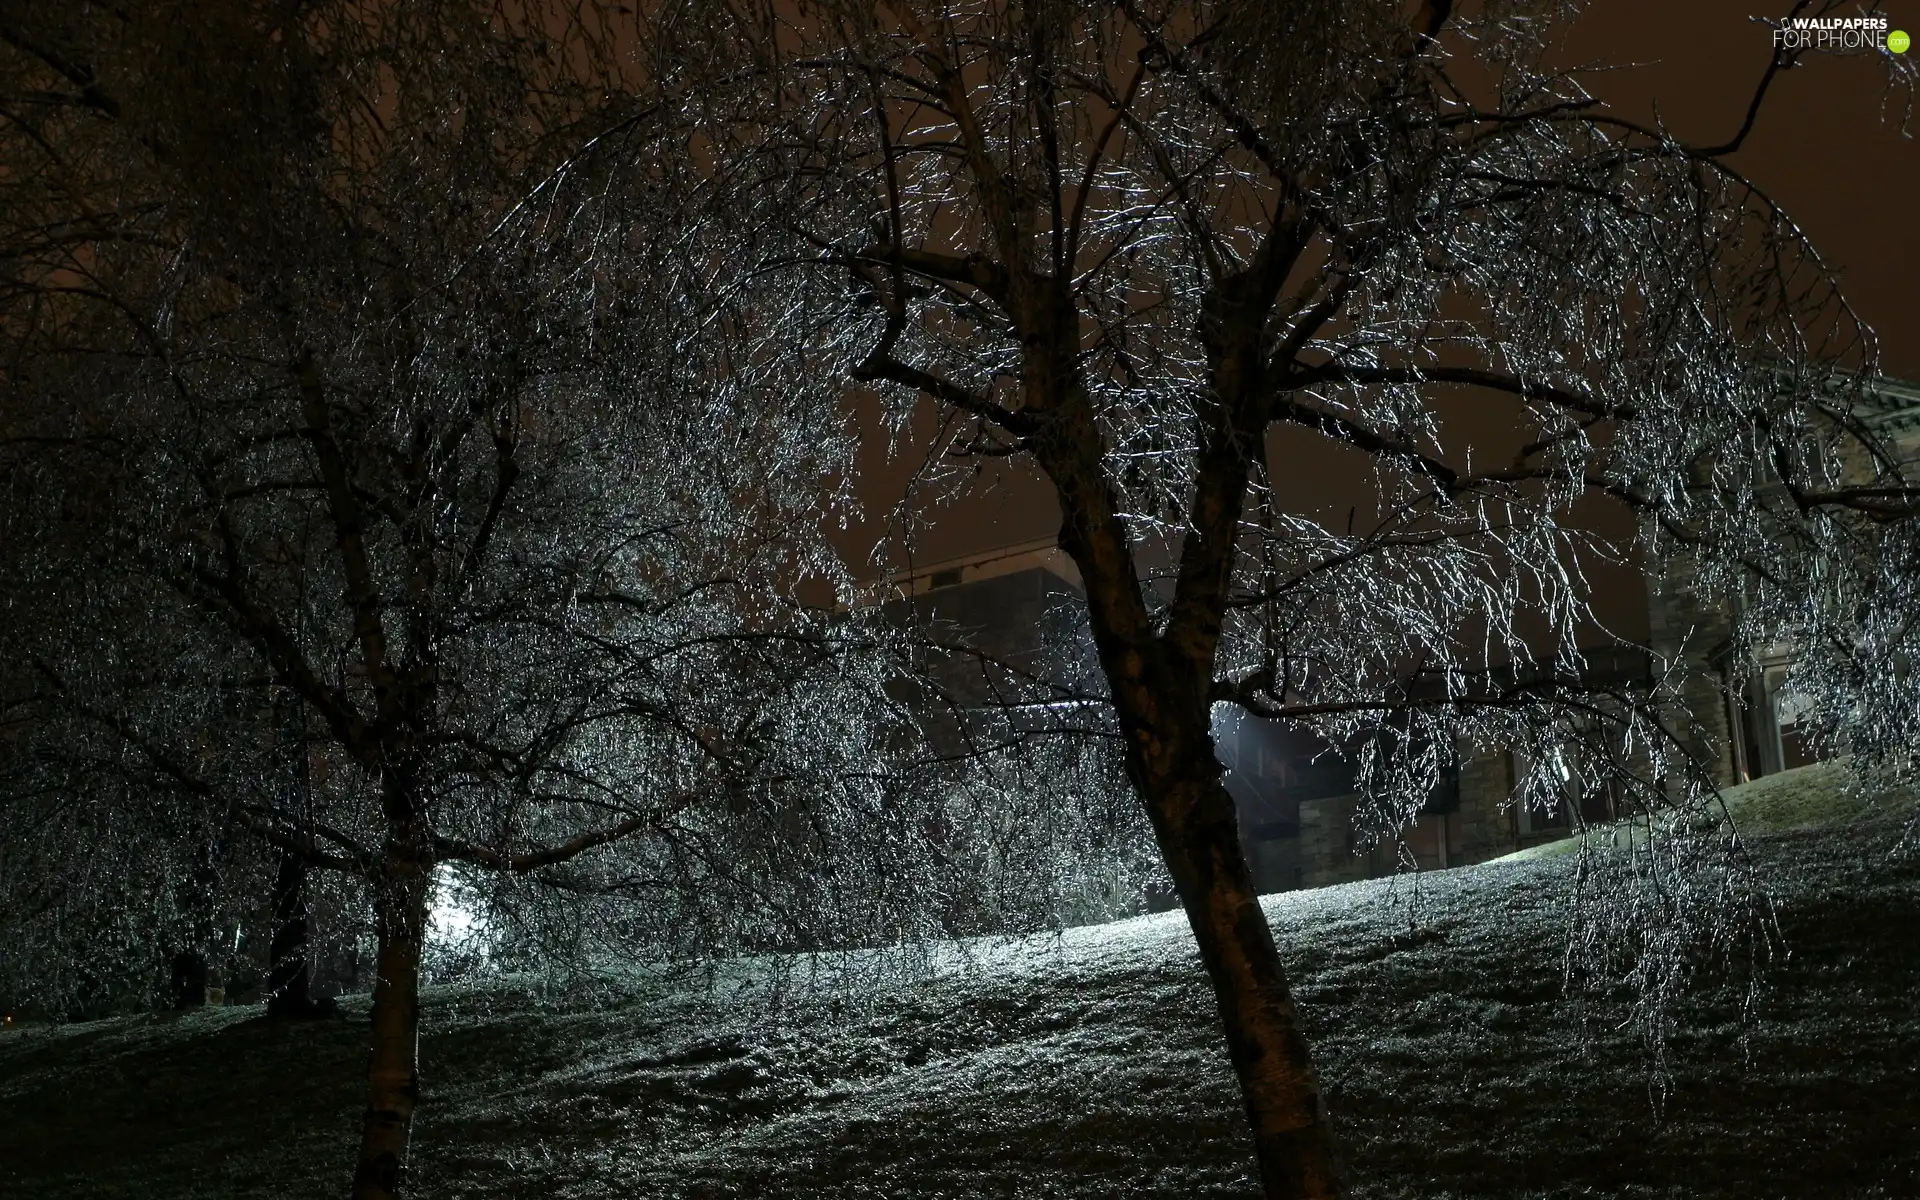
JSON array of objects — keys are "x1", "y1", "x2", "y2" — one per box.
[
  {"x1": 650, "y1": 2, "x2": 1920, "y2": 1195},
  {"x1": 0, "y1": 3, "x2": 984, "y2": 1195},
  {"x1": 0, "y1": 4, "x2": 1170, "y2": 1191}
]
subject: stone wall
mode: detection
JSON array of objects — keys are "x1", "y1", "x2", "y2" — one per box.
[
  {"x1": 1292, "y1": 747, "x2": 1525, "y2": 888},
  {"x1": 1454, "y1": 748, "x2": 1517, "y2": 864},
  {"x1": 1298, "y1": 793, "x2": 1368, "y2": 888},
  {"x1": 1644, "y1": 553, "x2": 1741, "y2": 788}
]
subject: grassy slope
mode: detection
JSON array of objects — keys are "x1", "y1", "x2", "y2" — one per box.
[
  {"x1": 1495, "y1": 759, "x2": 1919, "y2": 863},
  {"x1": 3, "y1": 767, "x2": 1916, "y2": 1199}
]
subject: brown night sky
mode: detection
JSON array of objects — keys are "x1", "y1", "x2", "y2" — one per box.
[{"x1": 844, "y1": 4, "x2": 1920, "y2": 616}]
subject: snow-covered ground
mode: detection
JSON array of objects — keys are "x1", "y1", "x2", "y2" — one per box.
[{"x1": 3, "y1": 764, "x2": 1916, "y2": 1198}]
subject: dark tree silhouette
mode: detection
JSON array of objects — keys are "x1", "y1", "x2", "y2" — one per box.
[
  {"x1": 0, "y1": 3, "x2": 966, "y2": 1195},
  {"x1": 0, "y1": 5, "x2": 1161, "y2": 1191}
]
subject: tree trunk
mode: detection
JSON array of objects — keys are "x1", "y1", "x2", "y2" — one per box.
[
  {"x1": 351, "y1": 855, "x2": 429, "y2": 1200},
  {"x1": 1039, "y1": 420, "x2": 1343, "y2": 1196},
  {"x1": 167, "y1": 834, "x2": 221, "y2": 1009},
  {"x1": 1038, "y1": 431, "x2": 1344, "y2": 1195},
  {"x1": 1145, "y1": 760, "x2": 1346, "y2": 1198},
  {"x1": 265, "y1": 844, "x2": 333, "y2": 1019},
  {"x1": 167, "y1": 949, "x2": 208, "y2": 1010}
]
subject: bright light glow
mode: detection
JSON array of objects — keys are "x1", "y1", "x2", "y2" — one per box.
[{"x1": 426, "y1": 865, "x2": 492, "y2": 961}]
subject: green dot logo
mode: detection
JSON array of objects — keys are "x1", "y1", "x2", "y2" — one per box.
[{"x1": 1891, "y1": 30, "x2": 1912, "y2": 53}]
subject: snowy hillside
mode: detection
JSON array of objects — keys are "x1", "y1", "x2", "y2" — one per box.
[{"x1": 3, "y1": 764, "x2": 1916, "y2": 1199}]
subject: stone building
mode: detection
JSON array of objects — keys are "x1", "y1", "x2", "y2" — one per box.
[
  {"x1": 873, "y1": 537, "x2": 1090, "y2": 696},
  {"x1": 873, "y1": 542, "x2": 1663, "y2": 892},
  {"x1": 866, "y1": 539, "x2": 1096, "y2": 751},
  {"x1": 872, "y1": 377, "x2": 1920, "y2": 895},
  {"x1": 1645, "y1": 375, "x2": 1920, "y2": 791},
  {"x1": 1221, "y1": 648, "x2": 1657, "y2": 891}
]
